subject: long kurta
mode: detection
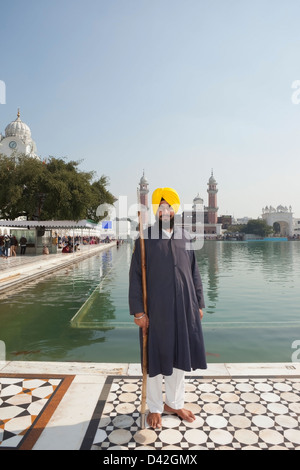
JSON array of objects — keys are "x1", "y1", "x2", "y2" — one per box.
[{"x1": 129, "y1": 223, "x2": 207, "y2": 377}]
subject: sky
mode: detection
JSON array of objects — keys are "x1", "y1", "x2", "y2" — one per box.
[{"x1": 1, "y1": 0, "x2": 300, "y2": 219}]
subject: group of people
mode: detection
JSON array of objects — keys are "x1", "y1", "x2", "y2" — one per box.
[
  {"x1": 58, "y1": 235, "x2": 102, "y2": 248},
  {"x1": 0, "y1": 234, "x2": 27, "y2": 258},
  {"x1": 61, "y1": 242, "x2": 80, "y2": 253}
]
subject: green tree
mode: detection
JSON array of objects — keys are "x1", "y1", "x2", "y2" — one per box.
[
  {"x1": 0, "y1": 154, "x2": 46, "y2": 219},
  {"x1": 225, "y1": 224, "x2": 247, "y2": 233},
  {"x1": 0, "y1": 154, "x2": 114, "y2": 221},
  {"x1": 244, "y1": 219, "x2": 273, "y2": 237},
  {"x1": 88, "y1": 175, "x2": 116, "y2": 223},
  {"x1": 41, "y1": 157, "x2": 95, "y2": 220}
]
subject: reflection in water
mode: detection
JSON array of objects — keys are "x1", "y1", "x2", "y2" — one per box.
[
  {"x1": 71, "y1": 249, "x2": 117, "y2": 329},
  {"x1": 197, "y1": 241, "x2": 300, "y2": 363},
  {"x1": 198, "y1": 241, "x2": 300, "y2": 319},
  {"x1": 0, "y1": 245, "x2": 137, "y2": 362},
  {"x1": 196, "y1": 241, "x2": 220, "y2": 315},
  {"x1": 0, "y1": 241, "x2": 299, "y2": 363}
]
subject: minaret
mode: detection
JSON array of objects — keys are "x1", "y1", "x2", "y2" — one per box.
[
  {"x1": 193, "y1": 193, "x2": 204, "y2": 211},
  {"x1": 138, "y1": 170, "x2": 149, "y2": 227},
  {"x1": 207, "y1": 170, "x2": 218, "y2": 224}
]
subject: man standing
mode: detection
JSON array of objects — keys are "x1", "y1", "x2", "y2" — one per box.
[
  {"x1": 3, "y1": 235, "x2": 11, "y2": 258},
  {"x1": 20, "y1": 236, "x2": 27, "y2": 255},
  {"x1": 10, "y1": 235, "x2": 18, "y2": 256},
  {"x1": 129, "y1": 187, "x2": 206, "y2": 429}
]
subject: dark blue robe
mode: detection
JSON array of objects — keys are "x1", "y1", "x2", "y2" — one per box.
[{"x1": 129, "y1": 224, "x2": 207, "y2": 377}]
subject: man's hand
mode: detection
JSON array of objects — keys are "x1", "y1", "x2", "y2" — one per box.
[
  {"x1": 199, "y1": 309, "x2": 204, "y2": 320},
  {"x1": 134, "y1": 313, "x2": 149, "y2": 336}
]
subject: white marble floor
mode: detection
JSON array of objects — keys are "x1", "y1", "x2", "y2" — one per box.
[
  {"x1": 0, "y1": 361, "x2": 300, "y2": 450},
  {"x1": 88, "y1": 375, "x2": 300, "y2": 450}
]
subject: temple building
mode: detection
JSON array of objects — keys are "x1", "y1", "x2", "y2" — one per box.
[
  {"x1": 137, "y1": 170, "x2": 222, "y2": 238},
  {"x1": 204, "y1": 171, "x2": 222, "y2": 236},
  {"x1": 262, "y1": 205, "x2": 294, "y2": 237},
  {"x1": 0, "y1": 110, "x2": 39, "y2": 159},
  {"x1": 180, "y1": 171, "x2": 222, "y2": 238},
  {"x1": 137, "y1": 170, "x2": 149, "y2": 229}
]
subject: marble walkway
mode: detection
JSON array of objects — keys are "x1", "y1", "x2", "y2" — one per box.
[
  {"x1": 0, "y1": 242, "x2": 116, "y2": 295},
  {"x1": 0, "y1": 361, "x2": 300, "y2": 450}
]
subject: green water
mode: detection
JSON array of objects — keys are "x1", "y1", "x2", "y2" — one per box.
[{"x1": 0, "y1": 241, "x2": 299, "y2": 364}]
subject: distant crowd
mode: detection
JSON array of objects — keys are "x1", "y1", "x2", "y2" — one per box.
[
  {"x1": 0, "y1": 234, "x2": 28, "y2": 258},
  {"x1": 0, "y1": 233, "x2": 112, "y2": 259},
  {"x1": 58, "y1": 235, "x2": 104, "y2": 253}
]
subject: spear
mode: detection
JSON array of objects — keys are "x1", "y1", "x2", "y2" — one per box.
[{"x1": 138, "y1": 208, "x2": 148, "y2": 429}]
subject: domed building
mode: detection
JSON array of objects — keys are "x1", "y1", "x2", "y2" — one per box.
[
  {"x1": 0, "y1": 110, "x2": 39, "y2": 159},
  {"x1": 190, "y1": 171, "x2": 222, "y2": 237},
  {"x1": 262, "y1": 205, "x2": 294, "y2": 237},
  {"x1": 138, "y1": 170, "x2": 149, "y2": 228},
  {"x1": 137, "y1": 170, "x2": 223, "y2": 238}
]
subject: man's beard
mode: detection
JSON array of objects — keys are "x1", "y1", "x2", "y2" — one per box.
[{"x1": 158, "y1": 215, "x2": 175, "y2": 231}]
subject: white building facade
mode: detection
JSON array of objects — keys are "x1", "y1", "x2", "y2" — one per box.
[
  {"x1": 0, "y1": 110, "x2": 39, "y2": 159},
  {"x1": 262, "y1": 205, "x2": 294, "y2": 237},
  {"x1": 292, "y1": 218, "x2": 300, "y2": 237}
]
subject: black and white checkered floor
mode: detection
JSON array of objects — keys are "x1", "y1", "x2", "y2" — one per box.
[
  {"x1": 0, "y1": 374, "x2": 74, "y2": 450},
  {"x1": 86, "y1": 376, "x2": 300, "y2": 450}
]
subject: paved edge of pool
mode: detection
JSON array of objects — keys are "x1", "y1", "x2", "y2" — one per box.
[{"x1": 0, "y1": 242, "x2": 117, "y2": 294}]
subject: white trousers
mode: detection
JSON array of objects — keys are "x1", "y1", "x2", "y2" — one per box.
[{"x1": 146, "y1": 368, "x2": 185, "y2": 414}]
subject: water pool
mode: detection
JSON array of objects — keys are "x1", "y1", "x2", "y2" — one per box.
[{"x1": 0, "y1": 241, "x2": 299, "y2": 364}]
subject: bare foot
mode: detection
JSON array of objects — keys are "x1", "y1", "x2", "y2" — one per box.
[
  {"x1": 164, "y1": 404, "x2": 195, "y2": 422},
  {"x1": 147, "y1": 412, "x2": 162, "y2": 429}
]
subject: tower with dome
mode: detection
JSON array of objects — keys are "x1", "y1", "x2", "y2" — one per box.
[
  {"x1": 0, "y1": 110, "x2": 39, "y2": 159},
  {"x1": 204, "y1": 170, "x2": 222, "y2": 235},
  {"x1": 137, "y1": 170, "x2": 149, "y2": 229},
  {"x1": 137, "y1": 170, "x2": 222, "y2": 237},
  {"x1": 207, "y1": 170, "x2": 218, "y2": 224}
]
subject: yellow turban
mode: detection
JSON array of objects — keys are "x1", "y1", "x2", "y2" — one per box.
[{"x1": 152, "y1": 187, "x2": 180, "y2": 215}]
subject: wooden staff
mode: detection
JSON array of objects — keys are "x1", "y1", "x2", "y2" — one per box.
[{"x1": 138, "y1": 210, "x2": 148, "y2": 429}]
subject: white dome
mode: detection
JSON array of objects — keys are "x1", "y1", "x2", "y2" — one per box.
[
  {"x1": 140, "y1": 170, "x2": 148, "y2": 184},
  {"x1": 208, "y1": 170, "x2": 217, "y2": 185},
  {"x1": 5, "y1": 110, "x2": 32, "y2": 142},
  {"x1": 193, "y1": 193, "x2": 203, "y2": 203}
]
